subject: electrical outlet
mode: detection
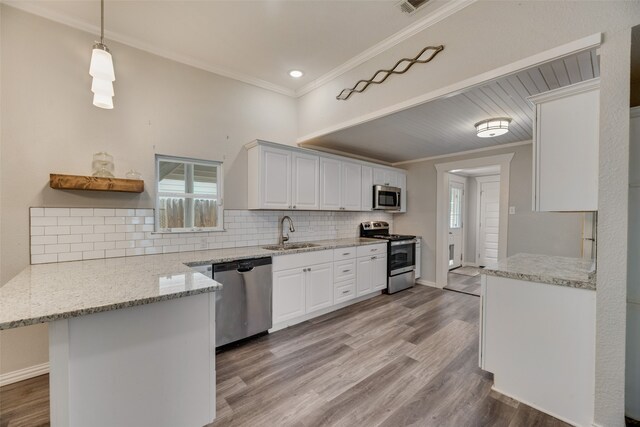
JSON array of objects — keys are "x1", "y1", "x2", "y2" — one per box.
[{"x1": 509, "y1": 206, "x2": 516, "y2": 215}]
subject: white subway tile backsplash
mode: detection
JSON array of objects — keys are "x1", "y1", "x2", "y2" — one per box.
[
  {"x1": 83, "y1": 250, "x2": 105, "y2": 260},
  {"x1": 30, "y1": 208, "x2": 391, "y2": 264},
  {"x1": 94, "y1": 208, "x2": 115, "y2": 217},
  {"x1": 116, "y1": 208, "x2": 136, "y2": 217},
  {"x1": 58, "y1": 217, "x2": 82, "y2": 226},
  {"x1": 32, "y1": 254, "x2": 58, "y2": 264},
  {"x1": 58, "y1": 252, "x2": 83, "y2": 262},
  {"x1": 70, "y1": 208, "x2": 93, "y2": 217},
  {"x1": 58, "y1": 235, "x2": 83, "y2": 244},
  {"x1": 45, "y1": 208, "x2": 69, "y2": 217},
  {"x1": 30, "y1": 208, "x2": 44, "y2": 217},
  {"x1": 31, "y1": 217, "x2": 57, "y2": 226},
  {"x1": 82, "y1": 216, "x2": 105, "y2": 225}
]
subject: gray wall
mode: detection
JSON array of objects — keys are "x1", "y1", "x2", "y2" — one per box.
[
  {"x1": 394, "y1": 143, "x2": 584, "y2": 284},
  {"x1": 0, "y1": 6, "x2": 297, "y2": 374}
]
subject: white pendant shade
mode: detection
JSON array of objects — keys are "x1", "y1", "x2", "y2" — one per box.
[
  {"x1": 89, "y1": 48, "x2": 115, "y2": 81},
  {"x1": 93, "y1": 92, "x2": 114, "y2": 109},
  {"x1": 91, "y1": 77, "x2": 114, "y2": 96},
  {"x1": 475, "y1": 118, "x2": 511, "y2": 138}
]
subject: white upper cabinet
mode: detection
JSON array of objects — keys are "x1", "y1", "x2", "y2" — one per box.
[
  {"x1": 247, "y1": 140, "x2": 407, "y2": 212},
  {"x1": 341, "y1": 162, "x2": 362, "y2": 211},
  {"x1": 291, "y1": 152, "x2": 320, "y2": 210},
  {"x1": 528, "y1": 79, "x2": 599, "y2": 212},
  {"x1": 361, "y1": 166, "x2": 373, "y2": 211},
  {"x1": 249, "y1": 144, "x2": 292, "y2": 210},
  {"x1": 397, "y1": 172, "x2": 407, "y2": 213},
  {"x1": 320, "y1": 157, "x2": 342, "y2": 210}
]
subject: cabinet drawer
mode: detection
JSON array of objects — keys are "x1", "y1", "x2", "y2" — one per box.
[
  {"x1": 357, "y1": 243, "x2": 387, "y2": 257},
  {"x1": 334, "y1": 259, "x2": 356, "y2": 282},
  {"x1": 333, "y1": 246, "x2": 357, "y2": 261},
  {"x1": 273, "y1": 249, "x2": 333, "y2": 272},
  {"x1": 334, "y1": 280, "x2": 356, "y2": 304}
]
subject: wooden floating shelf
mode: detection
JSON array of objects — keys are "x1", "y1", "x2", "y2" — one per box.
[{"x1": 50, "y1": 174, "x2": 144, "y2": 193}]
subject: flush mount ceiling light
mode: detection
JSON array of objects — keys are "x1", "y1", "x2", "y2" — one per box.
[
  {"x1": 475, "y1": 117, "x2": 511, "y2": 138},
  {"x1": 89, "y1": 0, "x2": 115, "y2": 109},
  {"x1": 289, "y1": 70, "x2": 304, "y2": 78}
]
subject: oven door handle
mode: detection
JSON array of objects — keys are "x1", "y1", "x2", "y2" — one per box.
[{"x1": 390, "y1": 239, "x2": 417, "y2": 246}]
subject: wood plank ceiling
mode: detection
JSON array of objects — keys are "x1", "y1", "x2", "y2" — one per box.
[{"x1": 301, "y1": 49, "x2": 600, "y2": 164}]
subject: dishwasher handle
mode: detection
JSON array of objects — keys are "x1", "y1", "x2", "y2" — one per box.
[{"x1": 237, "y1": 266, "x2": 255, "y2": 273}]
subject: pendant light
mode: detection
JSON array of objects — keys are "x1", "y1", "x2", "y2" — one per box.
[
  {"x1": 89, "y1": 0, "x2": 115, "y2": 109},
  {"x1": 475, "y1": 118, "x2": 511, "y2": 138}
]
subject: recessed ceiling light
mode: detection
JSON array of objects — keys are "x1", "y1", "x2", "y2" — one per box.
[{"x1": 289, "y1": 70, "x2": 304, "y2": 78}]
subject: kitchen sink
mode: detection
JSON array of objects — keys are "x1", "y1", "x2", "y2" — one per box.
[{"x1": 262, "y1": 243, "x2": 320, "y2": 251}]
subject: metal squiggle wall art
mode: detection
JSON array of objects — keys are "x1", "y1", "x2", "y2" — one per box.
[{"x1": 336, "y1": 45, "x2": 445, "y2": 101}]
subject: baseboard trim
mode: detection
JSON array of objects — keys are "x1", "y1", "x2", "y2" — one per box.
[
  {"x1": 416, "y1": 279, "x2": 439, "y2": 288},
  {"x1": 490, "y1": 384, "x2": 582, "y2": 427},
  {"x1": 0, "y1": 362, "x2": 49, "y2": 387}
]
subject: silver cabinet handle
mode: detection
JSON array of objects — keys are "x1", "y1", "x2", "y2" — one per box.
[
  {"x1": 342, "y1": 290, "x2": 350, "y2": 294},
  {"x1": 342, "y1": 252, "x2": 350, "y2": 256},
  {"x1": 371, "y1": 256, "x2": 377, "y2": 260},
  {"x1": 308, "y1": 267, "x2": 311, "y2": 272},
  {"x1": 293, "y1": 205, "x2": 296, "y2": 209},
  {"x1": 371, "y1": 248, "x2": 378, "y2": 252},
  {"x1": 342, "y1": 269, "x2": 351, "y2": 273}
]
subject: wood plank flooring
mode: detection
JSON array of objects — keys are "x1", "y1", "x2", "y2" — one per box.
[
  {"x1": 445, "y1": 270, "x2": 481, "y2": 296},
  {"x1": 0, "y1": 285, "x2": 569, "y2": 427}
]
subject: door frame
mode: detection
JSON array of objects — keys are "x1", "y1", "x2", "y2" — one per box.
[
  {"x1": 435, "y1": 153, "x2": 513, "y2": 288},
  {"x1": 475, "y1": 175, "x2": 501, "y2": 267},
  {"x1": 447, "y1": 173, "x2": 466, "y2": 270}
]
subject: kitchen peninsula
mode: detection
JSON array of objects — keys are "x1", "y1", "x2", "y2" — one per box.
[
  {"x1": 480, "y1": 253, "x2": 596, "y2": 426},
  {"x1": 0, "y1": 237, "x2": 382, "y2": 427}
]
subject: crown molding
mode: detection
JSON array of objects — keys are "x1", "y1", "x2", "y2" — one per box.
[
  {"x1": 294, "y1": 0, "x2": 477, "y2": 97},
  {"x1": 2, "y1": 1, "x2": 297, "y2": 97}
]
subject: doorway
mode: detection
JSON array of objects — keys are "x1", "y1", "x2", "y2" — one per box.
[{"x1": 435, "y1": 154, "x2": 513, "y2": 289}]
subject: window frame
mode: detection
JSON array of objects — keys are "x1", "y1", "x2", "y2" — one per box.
[{"x1": 155, "y1": 154, "x2": 224, "y2": 233}]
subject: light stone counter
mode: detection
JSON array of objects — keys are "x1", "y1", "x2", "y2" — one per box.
[
  {"x1": 0, "y1": 237, "x2": 381, "y2": 330},
  {"x1": 482, "y1": 253, "x2": 596, "y2": 290}
]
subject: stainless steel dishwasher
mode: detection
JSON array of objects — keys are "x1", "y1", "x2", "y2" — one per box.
[{"x1": 205, "y1": 257, "x2": 272, "y2": 347}]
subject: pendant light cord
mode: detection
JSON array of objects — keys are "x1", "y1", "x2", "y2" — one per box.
[{"x1": 100, "y1": 0, "x2": 104, "y2": 44}]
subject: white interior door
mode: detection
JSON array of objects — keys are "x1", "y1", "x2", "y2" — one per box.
[
  {"x1": 448, "y1": 177, "x2": 464, "y2": 270},
  {"x1": 478, "y1": 178, "x2": 500, "y2": 266}
]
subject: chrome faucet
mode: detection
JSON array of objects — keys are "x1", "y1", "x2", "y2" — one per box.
[{"x1": 279, "y1": 216, "x2": 295, "y2": 246}]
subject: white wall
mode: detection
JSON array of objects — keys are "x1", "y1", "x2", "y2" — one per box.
[
  {"x1": 394, "y1": 143, "x2": 584, "y2": 284},
  {"x1": 0, "y1": 6, "x2": 298, "y2": 375}
]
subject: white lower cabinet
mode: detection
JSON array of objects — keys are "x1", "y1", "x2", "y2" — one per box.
[
  {"x1": 273, "y1": 245, "x2": 387, "y2": 328},
  {"x1": 357, "y1": 254, "x2": 387, "y2": 295},
  {"x1": 305, "y1": 262, "x2": 334, "y2": 313},
  {"x1": 273, "y1": 268, "x2": 306, "y2": 324}
]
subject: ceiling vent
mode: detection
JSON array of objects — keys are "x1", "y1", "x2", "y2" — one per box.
[{"x1": 397, "y1": 0, "x2": 431, "y2": 14}]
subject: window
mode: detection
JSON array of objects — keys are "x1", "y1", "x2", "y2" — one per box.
[
  {"x1": 449, "y1": 184, "x2": 463, "y2": 229},
  {"x1": 155, "y1": 155, "x2": 223, "y2": 232}
]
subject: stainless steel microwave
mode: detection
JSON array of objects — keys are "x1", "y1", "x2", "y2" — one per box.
[{"x1": 373, "y1": 185, "x2": 401, "y2": 211}]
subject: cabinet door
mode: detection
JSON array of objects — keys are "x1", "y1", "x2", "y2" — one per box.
[
  {"x1": 532, "y1": 81, "x2": 599, "y2": 211},
  {"x1": 305, "y1": 262, "x2": 334, "y2": 312},
  {"x1": 261, "y1": 146, "x2": 291, "y2": 209},
  {"x1": 341, "y1": 162, "x2": 362, "y2": 211},
  {"x1": 273, "y1": 268, "x2": 305, "y2": 323},
  {"x1": 372, "y1": 255, "x2": 388, "y2": 291},
  {"x1": 291, "y1": 152, "x2": 320, "y2": 210},
  {"x1": 320, "y1": 158, "x2": 342, "y2": 210},
  {"x1": 373, "y1": 168, "x2": 398, "y2": 187},
  {"x1": 397, "y1": 172, "x2": 407, "y2": 213},
  {"x1": 356, "y1": 256, "x2": 373, "y2": 296},
  {"x1": 361, "y1": 166, "x2": 373, "y2": 211}
]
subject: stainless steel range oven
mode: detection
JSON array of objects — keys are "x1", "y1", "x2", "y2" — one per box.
[{"x1": 360, "y1": 221, "x2": 417, "y2": 294}]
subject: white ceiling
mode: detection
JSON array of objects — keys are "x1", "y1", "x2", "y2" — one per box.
[
  {"x1": 301, "y1": 49, "x2": 600, "y2": 163},
  {"x1": 6, "y1": 0, "x2": 464, "y2": 96}
]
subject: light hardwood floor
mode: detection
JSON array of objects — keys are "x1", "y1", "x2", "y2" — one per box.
[
  {"x1": 445, "y1": 270, "x2": 481, "y2": 296},
  {"x1": 0, "y1": 285, "x2": 569, "y2": 427}
]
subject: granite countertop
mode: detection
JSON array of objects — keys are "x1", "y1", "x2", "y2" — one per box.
[
  {"x1": 0, "y1": 237, "x2": 381, "y2": 330},
  {"x1": 482, "y1": 253, "x2": 596, "y2": 290}
]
